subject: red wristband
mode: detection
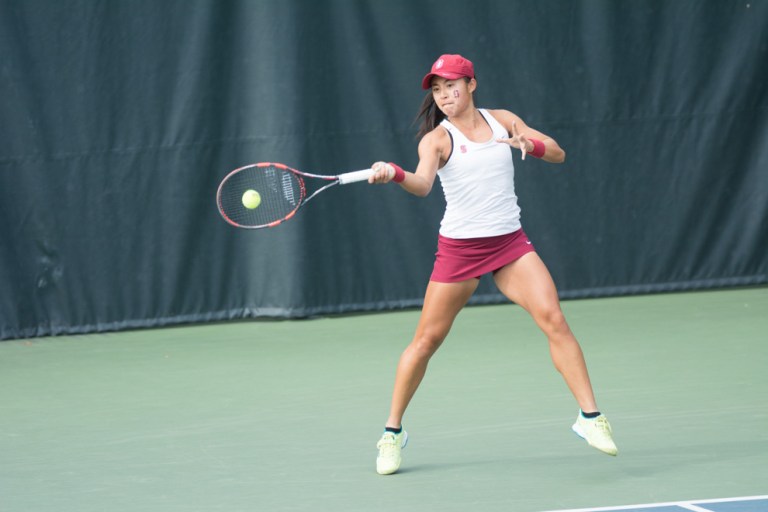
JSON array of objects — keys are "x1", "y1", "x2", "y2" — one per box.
[
  {"x1": 389, "y1": 162, "x2": 406, "y2": 183},
  {"x1": 529, "y1": 139, "x2": 546, "y2": 159}
]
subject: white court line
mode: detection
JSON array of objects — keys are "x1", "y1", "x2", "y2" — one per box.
[
  {"x1": 542, "y1": 495, "x2": 768, "y2": 512},
  {"x1": 678, "y1": 503, "x2": 717, "y2": 512}
]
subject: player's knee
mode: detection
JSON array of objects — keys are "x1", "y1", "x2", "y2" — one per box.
[
  {"x1": 411, "y1": 332, "x2": 444, "y2": 359},
  {"x1": 537, "y1": 307, "x2": 569, "y2": 337}
]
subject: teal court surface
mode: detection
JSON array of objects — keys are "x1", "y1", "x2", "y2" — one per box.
[{"x1": 1, "y1": 287, "x2": 766, "y2": 511}]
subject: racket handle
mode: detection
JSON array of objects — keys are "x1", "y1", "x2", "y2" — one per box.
[{"x1": 338, "y1": 169, "x2": 375, "y2": 185}]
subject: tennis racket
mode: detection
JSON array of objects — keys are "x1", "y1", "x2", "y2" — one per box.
[{"x1": 216, "y1": 162, "x2": 374, "y2": 229}]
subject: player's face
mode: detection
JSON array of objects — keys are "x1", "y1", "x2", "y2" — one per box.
[{"x1": 431, "y1": 77, "x2": 475, "y2": 117}]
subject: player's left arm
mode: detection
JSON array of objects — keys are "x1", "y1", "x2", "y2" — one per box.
[{"x1": 490, "y1": 109, "x2": 566, "y2": 163}]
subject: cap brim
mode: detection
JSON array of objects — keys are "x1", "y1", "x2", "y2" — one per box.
[{"x1": 421, "y1": 71, "x2": 466, "y2": 89}]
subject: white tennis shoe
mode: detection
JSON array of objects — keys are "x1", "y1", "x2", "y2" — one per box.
[
  {"x1": 376, "y1": 429, "x2": 408, "y2": 475},
  {"x1": 572, "y1": 412, "x2": 618, "y2": 456}
]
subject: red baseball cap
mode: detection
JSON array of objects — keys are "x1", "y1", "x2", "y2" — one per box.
[{"x1": 421, "y1": 54, "x2": 475, "y2": 89}]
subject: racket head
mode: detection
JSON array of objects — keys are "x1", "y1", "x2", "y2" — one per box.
[{"x1": 216, "y1": 162, "x2": 307, "y2": 229}]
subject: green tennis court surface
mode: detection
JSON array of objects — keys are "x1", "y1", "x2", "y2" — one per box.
[{"x1": 1, "y1": 287, "x2": 766, "y2": 512}]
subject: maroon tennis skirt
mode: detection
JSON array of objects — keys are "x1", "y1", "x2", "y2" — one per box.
[{"x1": 430, "y1": 229, "x2": 536, "y2": 283}]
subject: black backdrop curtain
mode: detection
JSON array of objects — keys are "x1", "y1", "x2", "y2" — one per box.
[{"x1": 1, "y1": 0, "x2": 766, "y2": 339}]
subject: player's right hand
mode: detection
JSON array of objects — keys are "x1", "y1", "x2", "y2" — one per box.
[{"x1": 369, "y1": 161, "x2": 395, "y2": 184}]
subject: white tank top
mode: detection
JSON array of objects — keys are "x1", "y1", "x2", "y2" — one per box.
[{"x1": 437, "y1": 109, "x2": 521, "y2": 238}]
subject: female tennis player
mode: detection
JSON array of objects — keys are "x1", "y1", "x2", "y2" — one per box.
[{"x1": 368, "y1": 54, "x2": 617, "y2": 475}]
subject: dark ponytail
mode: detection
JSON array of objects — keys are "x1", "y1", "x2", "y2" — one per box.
[{"x1": 415, "y1": 92, "x2": 446, "y2": 140}]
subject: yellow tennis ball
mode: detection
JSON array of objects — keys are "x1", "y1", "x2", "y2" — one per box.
[{"x1": 242, "y1": 189, "x2": 261, "y2": 209}]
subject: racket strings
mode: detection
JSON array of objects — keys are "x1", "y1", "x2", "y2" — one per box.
[
  {"x1": 218, "y1": 166, "x2": 305, "y2": 228},
  {"x1": 280, "y1": 171, "x2": 297, "y2": 206}
]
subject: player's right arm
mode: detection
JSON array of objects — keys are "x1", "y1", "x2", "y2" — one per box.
[{"x1": 369, "y1": 127, "x2": 448, "y2": 197}]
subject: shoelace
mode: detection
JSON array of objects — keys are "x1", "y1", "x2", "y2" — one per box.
[
  {"x1": 377, "y1": 434, "x2": 398, "y2": 454},
  {"x1": 591, "y1": 416, "x2": 612, "y2": 433}
]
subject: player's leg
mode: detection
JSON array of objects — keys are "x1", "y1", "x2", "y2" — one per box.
[
  {"x1": 493, "y1": 252, "x2": 596, "y2": 410},
  {"x1": 377, "y1": 278, "x2": 478, "y2": 475},
  {"x1": 493, "y1": 252, "x2": 617, "y2": 455},
  {"x1": 386, "y1": 278, "x2": 479, "y2": 429}
]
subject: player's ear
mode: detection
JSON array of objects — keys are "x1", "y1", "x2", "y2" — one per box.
[{"x1": 467, "y1": 78, "x2": 477, "y2": 94}]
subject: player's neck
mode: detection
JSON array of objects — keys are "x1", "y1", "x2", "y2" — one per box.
[
  {"x1": 448, "y1": 108, "x2": 489, "y2": 139},
  {"x1": 448, "y1": 107, "x2": 481, "y2": 129}
]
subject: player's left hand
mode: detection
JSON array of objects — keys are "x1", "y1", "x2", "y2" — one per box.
[{"x1": 497, "y1": 121, "x2": 533, "y2": 160}]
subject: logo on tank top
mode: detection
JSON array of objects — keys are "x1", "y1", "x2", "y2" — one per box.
[{"x1": 460, "y1": 145, "x2": 467, "y2": 153}]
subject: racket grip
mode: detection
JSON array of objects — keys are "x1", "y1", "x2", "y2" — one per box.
[{"x1": 338, "y1": 169, "x2": 375, "y2": 185}]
